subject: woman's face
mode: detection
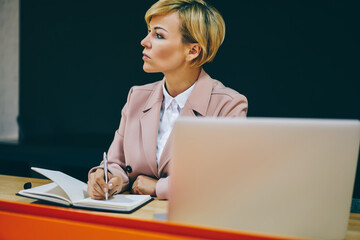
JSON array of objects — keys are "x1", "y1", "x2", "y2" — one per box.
[{"x1": 141, "y1": 12, "x2": 188, "y2": 74}]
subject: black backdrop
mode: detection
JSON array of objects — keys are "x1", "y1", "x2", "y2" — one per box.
[{"x1": 17, "y1": 0, "x2": 359, "y2": 196}]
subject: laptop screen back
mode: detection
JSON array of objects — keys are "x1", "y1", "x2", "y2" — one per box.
[{"x1": 168, "y1": 117, "x2": 360, "y2": 239}]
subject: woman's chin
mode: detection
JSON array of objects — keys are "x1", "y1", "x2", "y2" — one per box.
[{"x1": 143, "y1": 65, "x2": 158, "y2": 73}]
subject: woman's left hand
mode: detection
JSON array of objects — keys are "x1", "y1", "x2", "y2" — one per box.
[{"x1": 131, "y1": 175, "x2": 158, "y2": 196}]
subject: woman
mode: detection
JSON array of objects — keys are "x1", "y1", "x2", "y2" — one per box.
[{"x1": 87, "y1": 0, "x2": 248, "y2": 200}]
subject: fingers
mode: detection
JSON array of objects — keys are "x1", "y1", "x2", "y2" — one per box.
[
  {"x1": 88, "y1": 169, "x2": 107, "y2": 199},
  {"x1": 131, "y1": 176, "x2": 143, "y2": 195},
  {"x1": 87, "y1": 179, "x2": 104, "y2": 200},
  {"x1": 95, "y1": 169, "x2": 109, "y2": 193},
  {"x1": 88, "y1": 183, "x2": 104, "y2": 200},
  {"x1": 131, "y1": 175, "x2": 156, "y2": 195},
  {"x1": 108, "y1": 173, "x2": 122, "y2": 197},
  {"x1": 89, "y1": 171, "x2": 159, "y2": 198},
  {"x1": 131, "y1": 184, "x2": 145, "y2": 195}
]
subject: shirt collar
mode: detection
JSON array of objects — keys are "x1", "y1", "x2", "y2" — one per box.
[{"x1": 162, "y1": 81, "x2": 196, "y2": 110}]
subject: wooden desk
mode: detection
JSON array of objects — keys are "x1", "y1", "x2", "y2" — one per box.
[
  {"x1": 1, "y1": 174, "x2": 360, "y2": 240},
  {"x1": 0, "y1": 174, "x2": 167, "y2": 220}
]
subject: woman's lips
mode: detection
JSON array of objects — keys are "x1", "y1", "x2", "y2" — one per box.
[{"x1": 142, "y1": 53, "x2": 150, "y2": 60}]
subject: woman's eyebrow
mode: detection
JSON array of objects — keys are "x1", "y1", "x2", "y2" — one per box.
[{"x1": 153, "y1": 26, "x2": 168, "y2": 32}]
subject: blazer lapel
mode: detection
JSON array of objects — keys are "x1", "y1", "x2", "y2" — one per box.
[
  {"x1": 140, "y1": 81, "x2": 163, "y2": 177},
  {"x1": 158, "y1": 69, "x2": 214, "y2": 173},
  {"x1": 184, "y1": 68, "x2": 214, "y2": 117}
]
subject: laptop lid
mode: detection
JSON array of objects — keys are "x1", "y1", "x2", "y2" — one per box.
[{"x1": 168, "y1": 117, "x2": 360, "y2": 239}]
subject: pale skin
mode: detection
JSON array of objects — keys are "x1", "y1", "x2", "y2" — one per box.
[{"x1": 88, "y1": 12, "x2": 201, "y2": 200}]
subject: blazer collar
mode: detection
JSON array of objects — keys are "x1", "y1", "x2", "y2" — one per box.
[
  {"x1": 142, "y1": 80, "x2": 164, "y2": 112},
  {"x1": 183, "y1": 68, "x2": 213, "y2": 117},
  {"x1": 142, "y1": 68, "x2": 213, "y2": 115}
]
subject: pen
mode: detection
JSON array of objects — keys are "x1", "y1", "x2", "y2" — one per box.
[{"x1": 103, "y1": 152, "x2": 108, "y2": 200}]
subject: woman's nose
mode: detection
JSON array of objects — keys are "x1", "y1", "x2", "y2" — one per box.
[{"x1": 141, "y1": 34, "x2": 151, "y2": 48}]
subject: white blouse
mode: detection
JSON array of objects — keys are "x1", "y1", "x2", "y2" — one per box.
[{"x1": 156, "y1": 82, "x2": 196, "y2": 164}]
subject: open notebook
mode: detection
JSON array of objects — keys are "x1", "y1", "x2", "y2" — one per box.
[{"x1": 17, "y1": 167, "x2": 152, "y2": 213}]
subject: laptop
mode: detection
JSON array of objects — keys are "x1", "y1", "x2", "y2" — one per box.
[{"x1": 168, "y1": 117, "x2": 360, "y2": 240}]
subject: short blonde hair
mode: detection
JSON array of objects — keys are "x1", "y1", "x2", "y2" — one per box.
[{"x1": 145, "y1": 0, "x2": 225, "y2": 68}]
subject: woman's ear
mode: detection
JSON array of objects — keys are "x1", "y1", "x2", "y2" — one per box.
[{"x1": 186, "y1": 43, "x2": 201, "y2": 62}]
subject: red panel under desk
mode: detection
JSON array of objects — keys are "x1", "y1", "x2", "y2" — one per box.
[{"x1": 0, "y1": 200, "x2": 301, "y2": 240}]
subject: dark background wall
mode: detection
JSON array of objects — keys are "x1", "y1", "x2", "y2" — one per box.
[{"x1": 2, "y1": 1, "x2": 360, "y2": 197}]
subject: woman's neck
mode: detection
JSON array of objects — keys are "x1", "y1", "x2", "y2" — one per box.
[{"x1": 163, "y1": 67, "x2": 201, "y2": 97}]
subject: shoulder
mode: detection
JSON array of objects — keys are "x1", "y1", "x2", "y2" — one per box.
[
  {"x1": 205, "y1": 78, "x2": 248, "y2": 117},
  {"x1": 129, "y1": 80, "x2": 162, "y2": 94},
  {"x1": 190, "y1": 69, "x2": 248, "y2": 117},
  {"x1": 210, "y1": 79, "x2": 247, "y2": 103},
  {"x1": 122, "y1": 80, "x2": 163, "y2": 114},
  {"x1": 125, "y1": 80, "x2": 162, "y2": 102}
]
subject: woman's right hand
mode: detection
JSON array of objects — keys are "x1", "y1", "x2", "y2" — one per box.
[{"x1": 87, "y1": 168, "x2": 122, "y2": 200}]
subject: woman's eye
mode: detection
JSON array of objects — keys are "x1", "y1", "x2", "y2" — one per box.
[{"x1": 156, "y1": 33, "x2": 164, "y2": 39}]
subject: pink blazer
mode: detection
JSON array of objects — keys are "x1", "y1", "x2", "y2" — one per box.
[{"x1": 89, "y1": 69, "x2": 248, "y2": 199}]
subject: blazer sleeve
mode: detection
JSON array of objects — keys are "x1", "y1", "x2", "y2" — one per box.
[
  {"x1": 88, "y1": 89, "x2": 134, "y2": 193},
  {"x1": 156, "y1": 176, "x2": 169, "y2": 200}
]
